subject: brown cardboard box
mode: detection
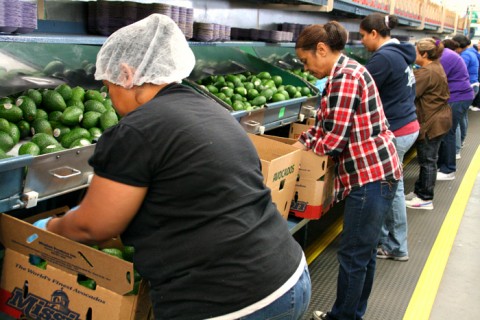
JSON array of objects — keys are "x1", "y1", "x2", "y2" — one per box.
[
  {"x1": 289, "y1": 163, "x2": 335, "y2": 219},
  {"x1": 306, "y1": 117, "x2": 316, "y2": 126},
  {"x1": 261, "y1": 135, "x2": 335, "y2": 219},
  {"x1": 288, "y1": 123, "x2": 311, "y2": 140},
  {"x1": 0, "y1": 207, "x2": 152, "y2": 320},
  {"x1": 248, "y1": 134, "x2": 302, "y2": 219},
  {"x1": 262, "y1": 136, "x2": 330, "y2": 180}
]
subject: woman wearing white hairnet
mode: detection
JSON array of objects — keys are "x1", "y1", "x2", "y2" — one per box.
[{"x1": 32, "y1": 14, "x2": 311, "y2": 320}]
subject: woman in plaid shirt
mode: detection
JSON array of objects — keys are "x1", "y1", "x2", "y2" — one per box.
[{"x1": 293, "y1": 22, "x2": 402, "y2": 320}]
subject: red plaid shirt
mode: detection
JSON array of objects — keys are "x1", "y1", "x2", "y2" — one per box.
[{"x1": 299, "y1": 54, "x2": 402, "y2": 201}]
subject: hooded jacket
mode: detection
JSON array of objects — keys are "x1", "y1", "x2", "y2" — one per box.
[
  {"x1": 365, "y1": 40, "x2": 417, "y2": 132},
  {"x1": 463, "y1": 47, "x2": 479, "y2": 84}
]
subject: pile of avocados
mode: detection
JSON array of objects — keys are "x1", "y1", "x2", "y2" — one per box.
[
  {"x1": 196, "y1": 70, "x2": 314, "y2": 112},
  {"x1": 0, "y1": 83, "x2": 119, "y2": 159}
]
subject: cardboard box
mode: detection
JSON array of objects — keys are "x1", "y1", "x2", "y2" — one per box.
[
  {"x1": 0, "y1": 207, "x2": 152, "y2": 320},
  {"x1": 306, "y1": 117, "x2": 316, "y2": 126},
  {"x1": 262, "y1": 135, "x2": 331, "y2": 180},
  {"x1": 290, "y1": 163, "x2": 336, "y2": 220},
  {"x1": 289, "y1": 123, "x2": 311, "y2": 140},
  {"x1": 260, "y1": 135, "x2": 335, "y2": 219},
  {"x1": 248, "y1": 134, "x2": 302, "y2": 219}
]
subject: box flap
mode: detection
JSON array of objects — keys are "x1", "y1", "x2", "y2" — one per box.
[
  {"x1": 0, "y1": 212, "x2": 135, "y2": 295},
  {"x1": 263, "y1": 135, "x2": 332, "y2": 180},
  {"x1": 248, "y1": 134, "x2": 301, "y2": 188}
]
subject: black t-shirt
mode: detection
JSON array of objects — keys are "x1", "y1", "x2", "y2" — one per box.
[{"x1": 89, "y1": 84, "x2": 303, "y2": 320}]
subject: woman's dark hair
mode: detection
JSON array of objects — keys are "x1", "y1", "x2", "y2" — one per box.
[
  {"x1": 442, "y1": 39, "x2": 459, "y2": 50},
  {"x1": 416, "y1": 38, "x2": 444, "y2": 61},
  {"x1": 295, "y1": 21, "x2": 348, "y2": 52},
  {"x1": 360, "y1": 13, "x2": 398, "y2": 37},
  {"x1": 452, "y1": 34, "x2": 471, "y2": 49}
]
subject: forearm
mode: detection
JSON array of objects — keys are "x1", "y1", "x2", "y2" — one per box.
[{"x1": 47, "y1": 208, "x2": 111, "y2": 245}]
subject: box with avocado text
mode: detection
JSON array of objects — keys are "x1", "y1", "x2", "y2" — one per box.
[
  {"x1": 289, "y1": 163, "x2": 335, "y2": 220},
  {"x1": 0, "y1": 207, "x2": 152, "y2": 320},
  {"x1": 261, "y1": 135, "x2": 335, "y2": 219},
  {"x1": 248, "y1": 134, "x2": 301, "y2": 219}
]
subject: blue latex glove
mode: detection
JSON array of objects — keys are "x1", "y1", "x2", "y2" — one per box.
[
  {"x1": 32, "y1": 205, "x2": 79, "y2": 231},
  {"x1": 33, "y1": 217, "x2": 53, "y2": 230}
]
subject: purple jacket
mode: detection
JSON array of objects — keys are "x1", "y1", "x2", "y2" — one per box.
[{"x1": 439, "y1": 48, "x2": 474, "y2": 102}]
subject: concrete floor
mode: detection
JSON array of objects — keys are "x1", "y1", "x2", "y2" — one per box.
[{"x1": 430, "y1": 171, "x2": 480, "y2": 320}]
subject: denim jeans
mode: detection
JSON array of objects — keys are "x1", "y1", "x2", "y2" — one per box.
[
  {"x1": 456, "y1": 87, "x2": 478, "y2": 153},
  {"x1": 438, "y1": 100, "x2": 471, "y2": 174},
  {"x1": 239, "y1": 266, "x2": 311, "y2": 320},
  {"x1": 379, "y1": 131, "x2": 418, "y2": 257},
  {"x1": 472, "y1": 86, "x2": 480, "y2": 107},
  {"x1": 415, "y1": 135, "x2": 444, "y2": 200},
  {"x1": 328, "y1": 179, "x2": 397, "y2": 320}
]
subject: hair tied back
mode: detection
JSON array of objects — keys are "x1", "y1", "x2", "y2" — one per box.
[{"x1": 384, "y1": 15, "x2": 390, "y2": 29}]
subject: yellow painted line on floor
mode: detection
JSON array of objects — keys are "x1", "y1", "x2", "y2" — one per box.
[
  {"x1": 403, "y1": 146, "x2": 480, "y2": 320},
  {"x1": 305, "y1": 216, "x2": 343, "y2": 265},
  {"x1": 403, "y1": 149, "x2": 417, "y2": 167}
]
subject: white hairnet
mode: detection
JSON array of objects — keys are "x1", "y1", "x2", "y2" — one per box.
[{"x1": 95, "y1": 14, "x2": 195, "y2": 88}]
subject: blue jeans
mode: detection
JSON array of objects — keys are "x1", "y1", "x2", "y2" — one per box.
[
  {"x1": 456, "y1": 87, "x2": 478, "y2": 153},
  {"x1": 379, "y1": 131, "x2": 418, "y2": 257},
  {"x1": 240, "y1": 266, "x2": 311, "y2": 320},
  {"x1": 415, "y1": 135, "x2": 444, "y2": 200},
  {"x1": 328, "y1": 179, "x2": 397, "y2": 320},
  {"x1": 438, "y1": 100, "x2": 471, "y2": 174},
  {"x1": 472, "y1": 85, "x2": 480, "y2": 107}
]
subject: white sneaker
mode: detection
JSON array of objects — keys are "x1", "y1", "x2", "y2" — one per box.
[
  {"x1": 456, "y1": 153, "x2": 461, "y2": 160},
  {"x1": 405, "y1": 191, "x2": 418, "y2": 201},
  {"x1": 437, "y1": 171, "x2": 455, "y2": 181},
  {"x1": 312, "y1": 311, "x2": 329, "y2": 320},
  {"x1": 470, "y1": 106, "x2": 480, "y2": 111},
  {"x1": 406, "y1": 196, "x2": 434, "y2": 210}
]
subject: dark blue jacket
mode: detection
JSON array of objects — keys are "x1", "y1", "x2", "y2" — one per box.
[{"x1": 365, "y1": 41, "x2": 417, "y2": 132}]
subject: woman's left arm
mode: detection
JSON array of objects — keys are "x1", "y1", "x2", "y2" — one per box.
[{"x1": 47, "y1": 174, "x2": 147, "y2": 244}]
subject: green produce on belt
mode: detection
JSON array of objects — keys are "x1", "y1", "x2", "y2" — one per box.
[
  {"x1": 55, "y1": 84, "x2": 73, "y2": 101},
  {"x1": 40, "y1": 144, "x2": 66, "y2": 155},
  {"x1": 16, "y1": 120, "x2": 30, "y2": 139},
  {"x1": 198, "y1": 71, "x2": 313, "y2": 111},
  {"x1": 69, "y1": 138, "x2": 92, "y2": 149},
  {"x1": 16, "y1": 95, "x2": 37, "y2": 122},
  {"x1": 0, "y1": 83, "x2": 120, "y2": 159},
  {"x1": 31, "y1": 118, "x2": 53, "y2": 136},
  {"x1": 42, "y1": 90, "x2": 67, "y2": 112},
  {"x1": 18, "y1": 141, "x2": 41, "y2": 156},
  {"x1": 0, "y1": 131, "x2": 14, "y2": 152},
  {"x1": 61, "y1": 106, "x2": 84, "y2": 126},
  {"x1": 31, "y1": 133, "x2": 61, "y2": 149}
]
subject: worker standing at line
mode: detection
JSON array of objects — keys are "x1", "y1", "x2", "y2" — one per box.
[
  {"x1": 435, "y1": 37, "x2": 474, "y2": 181},
  {"x1": 32, "y1": 14, "x2": 311, "y2": 320},
  {"x1": 451, "y1": 34, "x2": 479, "y2": 160},
  {"x1": 406, "y1": 39, "x2": 452, "y2": 210},
  {"x1": 470, "y1": 41, "x2": 480, "y2": 111},
  {"x1": 359, "y1": 13, "x2": 418, "y2": 258},
  {"x1": 293, "y1": 21, "x2": 402, "y2": 320}
]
